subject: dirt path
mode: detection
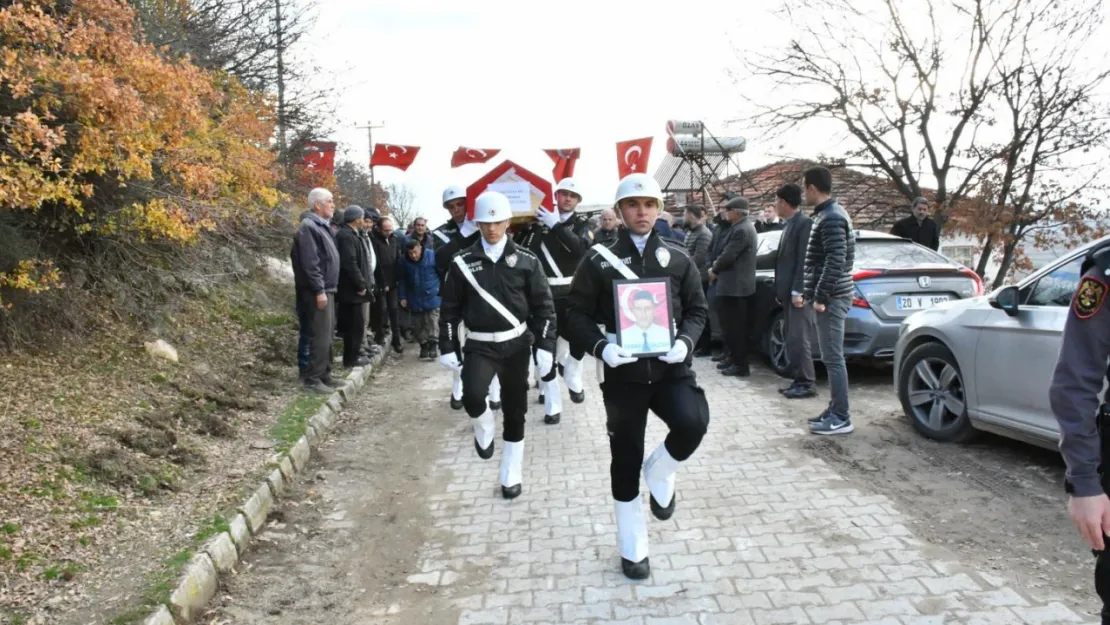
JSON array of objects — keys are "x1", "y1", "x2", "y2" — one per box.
[
  {"x1": 792, "y1": 365, "x2": 1095, "y2": 615},
  {"x1": 208, "y1": 354, "x2": 473, "y2": 625}
]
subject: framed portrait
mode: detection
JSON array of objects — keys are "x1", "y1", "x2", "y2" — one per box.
[{"x1": 613, "y1": 278, "x2": 675, "y2": 358}]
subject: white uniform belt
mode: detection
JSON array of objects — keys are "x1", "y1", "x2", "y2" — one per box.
[
  {"x1": 548, "y1": 276, "x2": 573, "y2": 286},
  {"x1": 467, "y1": 322, "x2": 527, "y2": 343}
]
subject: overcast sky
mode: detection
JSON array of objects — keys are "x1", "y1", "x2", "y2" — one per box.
[{"x1": 304, "y1": 0, "x2": 1110, "y2": 227}]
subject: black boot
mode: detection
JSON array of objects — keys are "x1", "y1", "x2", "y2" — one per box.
[
  {"x1": 544, "y1": 413, "x2": 561, "y2": 425},
  {"x1": 474, "y1": 438, "x2": 494, "y2": 460},
  {"x1": 568, "y1": 389, "x2": 585, "y2": 404},
  {"x1": 501, "y1": 484, "x2": 522, "y2": 499},
  {"x1": 649, "y1": 493, "x2": 676, "y2": 521},
  {"x1": 450, "y1": 395, "x2": 464, "y2": 410},
  {"x1": 621, "y1": 557, "x2": 650, "y2": 580}
]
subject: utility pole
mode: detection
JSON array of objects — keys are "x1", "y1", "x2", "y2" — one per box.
[
  {"x1": 356, "y1": 120, "x2": 385, "y2": 208},
  {"x1": 275, "y1": 0, "x2": 287, "y2": 169}
]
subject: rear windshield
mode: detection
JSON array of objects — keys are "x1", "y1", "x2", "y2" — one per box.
[{"x1": 856, "y1": 240, "x2": 950, "y2": 269}]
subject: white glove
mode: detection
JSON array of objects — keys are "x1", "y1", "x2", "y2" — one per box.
[
  {"x1": 536, "y1": 207, "x2": 560, "y2": 229},
  {"x1": 438, "y1": 352, "x2": 462, "y2": 372},
  {"x1": 534, "y1": 349, "x2": 554, "y2": 378},
  {"x1": 601, "y1": 343, "x2": 638, "y2": 368},
  {"x1": 657, "y1": 339, "x2": 689, "y2": 364}
]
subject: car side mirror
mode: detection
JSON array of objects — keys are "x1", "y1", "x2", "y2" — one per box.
[{"x1": 989, "y1": 285, "x2": 1021, "y2": 316}]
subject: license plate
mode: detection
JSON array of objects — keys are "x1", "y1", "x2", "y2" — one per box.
[{"x1": 896, "y1": 295, "x2": 951, "y2": 310}]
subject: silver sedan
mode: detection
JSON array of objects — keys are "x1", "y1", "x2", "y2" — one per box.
[{"x1": 892, "y1": 236, "x2": 1106, "y2": 448}]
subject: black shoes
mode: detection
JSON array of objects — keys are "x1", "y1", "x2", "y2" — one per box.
[
  {"x1": 569, "y1": 389, "x2": 585, "y2": 404},
  {"x1": 450, "y1": 396, "x2": 464, "y2": 410},
  {"x1": 489, "y1": 401, "x2": 502, "y2": 411},
  {"x1": 501, "y1": 484, "x2": 521, "y2": 499},
  {"x1": 343, "y1": 356, "x2": 371, "y2": 368},
  {"x1": 537, "y1": 393, "x2": 545, "y2": 405},
  {"x1": 721, "y1": 365, "x2": 751, "y2": 377},
  {"x1": 621, "y1": 557, "x2": 650, "y2": 580},
  {"x1": 649, "y1": 493, "x2": 676, "y2": 521},
  {"x1": 474, "y1": 438, "x2": 494, "y2": 460},
  {"x1": 715, "y1": 360, "x2": 733, "y2": 371},
  {"x1": 544, "y1": 413, "x2": 561, "y2": 425},
  {"x1": 392, "y1": 343, "x2": 404, "y2": 354},
  {"x1": 710, "y1": 352, "x2": 729, "y2": 363},
  {"x1": 783, "y1": 384, "x2": 817, "y2": 399}
]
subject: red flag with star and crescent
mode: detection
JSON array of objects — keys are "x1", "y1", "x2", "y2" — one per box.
[
  {"x1": 451, "y1": 146, "x2": 501, "y2": 168},
  {"x1": 301, "y1": 141, "x2": 336, "y2": 175},
  {"x1": 616, "y1": 137, "x2": 652, "y2": 178},
  {"x1": 543, "y1": 148, "x2": 580, "y2": 181},
  {"x1": 370, "y1": 143, "x2": 420, "y2": 171}
]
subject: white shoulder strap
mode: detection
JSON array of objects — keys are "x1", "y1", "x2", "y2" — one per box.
[
  {"x1": 433, "y1": 229, "x2": 451, "y2": 243},
  {"x1": 592, "y1": 244, "x2": 638, "y2": 280},
  {"x1": 539, "y1": 242, "x2": 564, "y2": 279},
  {"x1": 452, "y1": 255, "x2": 523, "y2": 328}
]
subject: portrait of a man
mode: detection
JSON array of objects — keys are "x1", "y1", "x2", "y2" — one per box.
[{"x1": 614, "y1": 279, "x2": 674, "y2": 357}]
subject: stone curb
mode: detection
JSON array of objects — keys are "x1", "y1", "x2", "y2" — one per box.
[{"x1": 145, "y1": 347, "x2": 389, "y2": 624}]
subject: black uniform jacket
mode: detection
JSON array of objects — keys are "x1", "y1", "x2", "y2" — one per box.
[
  {"x1": 513, "y1": 213, "x2": 595, "y2": 299},
  {"x1": 564, "y1": 229, "x2": 708, "y2": 385},
  {"x1": 434, "y1": 227, "x2": 481, "y2": 283},
  {"x1": 439, "y1": 238, "x2": 557, "y2": 359},
  {"x1": 1050, "y1": 243, "x2": 1110, "y2": 497}
]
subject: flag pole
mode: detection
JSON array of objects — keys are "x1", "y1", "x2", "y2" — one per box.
[{"x1": 357, "y1": 120, "x2": 385, "y2": 208}]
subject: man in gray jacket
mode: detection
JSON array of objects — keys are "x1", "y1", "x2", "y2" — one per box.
[
  {"x1": 291, "y1": 188, "x2": 341, "y2": 394},
  {"x1": 802, "y1": 167, "x2": 856, "y2": 435},
  {"x1": 683, "y1": 204, "x2": 714, "y2": 356},
  {"x1": 772, "y1": 184, "x2": 817, "y2": 399},
  {"x1": 709, "y1": 196, "x2": 758, "y2": 377}
]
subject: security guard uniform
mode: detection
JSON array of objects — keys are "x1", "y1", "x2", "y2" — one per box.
[
  {"x1": 514, "y1": 177, "x2": 595, "y2": 423},
  {"x1": 563, "y1": 173, "x2": 710, "y2": 580},
  {"x1": 1050, "y1": 241, "x2": 1110, "y2": 622},
  {"x1": 433, "y1": 185, "x2": 501, "y2": 411},
  {"x1": 439, "y1": 191, "x2": 557, "y2": 499}
]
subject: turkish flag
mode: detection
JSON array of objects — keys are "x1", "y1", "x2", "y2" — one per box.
[
  {"x1": 616, "y1": 137, "x2": 652, "y2": 178},
  {"x1": 370, "y1": 143, "x2": 420, "y2": 171},
  {"x1": 301, "y1": 141, "x2": 336, "y2": 175},
  {"x1": 451, "y1": 146, "x2": 501, "y2": 168},
  {"x1": 543, "y1": 148, "x2": 581, "y2": 181}
]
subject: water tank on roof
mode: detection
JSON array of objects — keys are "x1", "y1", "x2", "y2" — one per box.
[
  {"x1": 667, "y1": 136, "x2": 747, "y2": 155},
  {"x1": 666, "y1": 120, "x2": 704, "y2": 136}
]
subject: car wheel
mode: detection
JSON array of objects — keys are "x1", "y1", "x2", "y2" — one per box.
[
  {"x1": 764, "y1": 311, "x2": 792, "y2": 378},
  {"x1": 897, "y1": 342, "x2": 977, "y2": 443}
]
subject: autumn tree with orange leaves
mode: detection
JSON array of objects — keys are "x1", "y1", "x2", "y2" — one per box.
[{"x1": 0, "y1": 0, "x2": 280, "y2": 306}]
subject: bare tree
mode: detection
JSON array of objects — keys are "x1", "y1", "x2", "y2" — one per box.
[
  {"x1": 333, "y1": 160, "x2": 374, "y2": 208},
  {"x1": 384, "y1": 184, "x2": 417, "y2": 231}
]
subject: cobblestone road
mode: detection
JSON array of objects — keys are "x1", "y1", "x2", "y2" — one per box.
[{"x1": 213, "y1": 355, "x2": 1094, "y2": 625}]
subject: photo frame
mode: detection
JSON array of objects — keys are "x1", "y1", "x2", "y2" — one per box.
[{"x1": 613, "y1": 278, "x2": 675, "y2": 358}]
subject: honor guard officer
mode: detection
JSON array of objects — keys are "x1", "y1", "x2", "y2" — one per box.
[
  {"x1": 438, "y1": 191, "x2": 558, "y2": 499},
  {"x1": 514, "y1": 177, "x2": 595, "y2": 424},
  {"x1": 564, "y1": 173, "x2": 710, "y2": 580},
  {"x1": 1050, "y1": 240, "x2": 1110, "y2": 622},
  {"x1": 433, "y1": 185, "x2": 502, "y2": 412}
]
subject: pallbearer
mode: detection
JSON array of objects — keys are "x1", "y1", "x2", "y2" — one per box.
[
  {"x1": 563, "y1": 173, "x2": 710, "y2": 579},
  {"x1": 433, "y1": 185, "x2": 502, "y2": 411},
  {"x1": 514, "y1": 177, "x2": 595, "y2": 424},
  {"x1": 438, "y1": 192, "x2": 557, "y2": 499}
]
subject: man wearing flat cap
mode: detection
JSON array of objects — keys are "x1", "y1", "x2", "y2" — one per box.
[
  {"x1": 708, "y1": 195, "x2": 758, "y2": 377},
  {"x1": 890, "y1": 197, "x2": 940, "y2": 251},
  {"x1": 335, "y1": 205, "x2": 375, "y2": 368}
]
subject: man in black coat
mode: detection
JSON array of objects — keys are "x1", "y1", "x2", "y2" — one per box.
[
  {"x1": 371, "y1": 215, "x2": 404, "y2": 354},
  {"x1": 772, "y1": 184, "x2": 817, "y2": 398},
  {"x1": 335, "y1": 206, "x2": 374, "y2": 368},
  {"x1": 708, "y1": 196, "x2": 758, "y2": 377},
  {"x1": 890, "y1": 197, "x2": 940, "y2": 250}
]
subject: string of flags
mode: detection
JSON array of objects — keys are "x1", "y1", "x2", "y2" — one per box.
[{"x1": 302, "y1": 137, "x2": 654, "y2": 181}]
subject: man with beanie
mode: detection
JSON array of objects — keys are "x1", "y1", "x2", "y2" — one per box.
[
  {"x1": 335, "y1": 205, "x2": 374, "y2": 368},
  {"x1": 709, "y1": 196, "x2": 758, "y2": 377},
  {"x1": 890, "y1": 197, "x2": 940, "y2": 250},
  {"x1": 803, "y1": 166, "x2": 856, "y2": 435},
  {"x1": 773, "y1": 184, "x2": 817, "y2": 398}
]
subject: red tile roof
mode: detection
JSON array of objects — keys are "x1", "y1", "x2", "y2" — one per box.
[{"x1": 677, "y1": 159, "x2": 931, "y2": 229}]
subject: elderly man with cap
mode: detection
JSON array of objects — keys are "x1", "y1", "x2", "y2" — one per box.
[
  {"x1": 438, "y1": 191, "x2": 557, "y2": 499},
  {"x1": 563, "y1": 173, "x2": 710, "y2": 580},
  {"x1": 335, "y1": 205, "x2": 374, "y2": 368},
  {"x1": 514, "y1": 177, "x2": 595, "y2": 424},
  {"x1": 708, "y1": 195, "x2": 759, "y2": 377},
  {"x1": 890, "y1": 197, "x2": 940, "y2": 250}
]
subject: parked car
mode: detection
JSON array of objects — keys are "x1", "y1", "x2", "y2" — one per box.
[
  {"x1": 893, "y1": 236, "x2": 1108, "y2": 448},
  {"x1": 755, "y1": 230, "x2": 984, "y2": 376}
]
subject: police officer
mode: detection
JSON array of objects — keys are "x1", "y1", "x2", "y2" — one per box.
[
  {"x1": 514, "y1": 177, "x2": 595, "y2": 424},
  {"x1": 563, "y1": 173, "x2": 710, "y2": 580},
  {"x1": 432, "y1": 185, "x2": 502, "y2": 412},
  {"x1": 438, "y1": 191, "x2": 557, "y2": 499},
  {"x1": 1050, "y1": 241, "x2": 1110, "y2": 622}
]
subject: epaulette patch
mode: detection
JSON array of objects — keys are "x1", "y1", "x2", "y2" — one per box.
[{"x1": 1073, "y1": 276, "x2": 1107, "y2": 319}]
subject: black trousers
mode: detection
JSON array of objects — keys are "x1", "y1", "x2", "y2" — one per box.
[
  {"x1": 554, "y1": 297, "x2": 585, "y2": 360},
  {"x1": 461, "y1": 345, "x2": 530, "y2": 442},
  {"x1": 711, "y1": 295, "x2": 729, "y2": 356},
  {"x1": 718, "y1": 295, "x2": 756, "y2": 367},
  {"x1": 696, "y1": 281, "x2": 712, "y2": 352},
  {"x1": 337, "y1": 302, "x2": 367, "y2": 366},
  {"x1": 371, "y1": 288, "x2": 401, "y2": 347},
  {"x1": 1097, "y1": 547, "x2": 1110, "y2": 624},
  {"x1": 601, "y1": 375, "x2": 710, "y2": 501}
]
